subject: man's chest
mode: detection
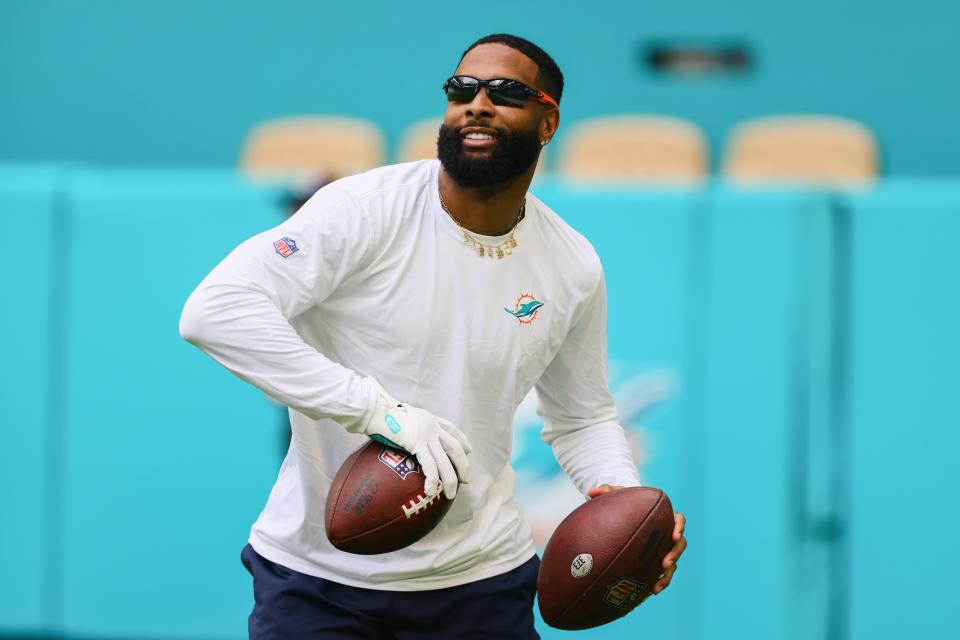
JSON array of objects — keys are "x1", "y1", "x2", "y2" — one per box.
[{"x1": 316, "y1": 254, "x2": 580, "y2": 384}]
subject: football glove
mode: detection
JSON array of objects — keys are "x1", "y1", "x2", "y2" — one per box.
[{"x1": 347, "y1": 378, "x2": 471, "y2": 500}]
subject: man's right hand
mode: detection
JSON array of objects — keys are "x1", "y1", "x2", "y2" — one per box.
[{"x1": 354, "y1": 380, "x2": 471, "y2": 500}]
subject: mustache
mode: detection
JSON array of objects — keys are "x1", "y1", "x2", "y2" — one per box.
[{"x1": 454, "y1": 121, "x2": 508, "y2": 136}]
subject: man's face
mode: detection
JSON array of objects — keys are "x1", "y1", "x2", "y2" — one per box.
[{"x1": 438, "y1": 43, "x2": 558, "y2": 188}]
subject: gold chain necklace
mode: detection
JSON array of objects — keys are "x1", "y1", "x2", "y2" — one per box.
[{"x1": 438, "y1": 188, "x2": 525, "y2": 259}]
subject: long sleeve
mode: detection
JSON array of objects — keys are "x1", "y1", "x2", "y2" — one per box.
[
  {"x1": 178, "y1": 186, "x2": 377, "y2": 426},
  {"x1": 536, "y1": 271, "x2": 641, "y2": 494}
]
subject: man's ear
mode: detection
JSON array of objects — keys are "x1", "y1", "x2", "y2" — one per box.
[{"x1": 540, "y1": 108, "x2": 560, "y2": 144}]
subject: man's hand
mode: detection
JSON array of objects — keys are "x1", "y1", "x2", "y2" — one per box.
[
  {"x1": 355, "y1": 380, "x2": 471, "y2": 500},
  {"x1": 586, "y1": 484, "x2": 687, "y2": 597}
]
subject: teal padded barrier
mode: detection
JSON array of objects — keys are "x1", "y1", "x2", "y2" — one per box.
[
  {"x1": 57, "y1": 170, "x2": 287, "y2": 638},
  {"x1": 847, "y1": 181, "x2": 960, "y2": 639},
  {"x1": 523, "y1": 184, "x2": 703, "y2": 639},
  {"x1": 0, "y1": 165, "x2": 64, "y2": 632},
  {"x1": 5, "y1": 168, "x2": 956, "y2": 639},
  {"x1": 699, "y1": 187, "x2": 838, "y2": 640}
]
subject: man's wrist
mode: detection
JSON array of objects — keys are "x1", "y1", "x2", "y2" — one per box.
[{"x1": 333, "y1": 375, "x2": 383, "y2": 434}]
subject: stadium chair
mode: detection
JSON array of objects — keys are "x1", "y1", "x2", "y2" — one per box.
[
  {"x1": 397, "y1": 118, "x2": 443, "y2": 163},
  {"x1": 396, "y1": 117, "x2": 550, "y2": 177},
  {"x1": 723, "y1": 115, "x2": 879, "y2": 185},
  {"x1": 557, "y1": 115, "x2": 708, "y2": 183},
  {"x1": 240, "y1": 115, "x2": 386, "y2": 183}
]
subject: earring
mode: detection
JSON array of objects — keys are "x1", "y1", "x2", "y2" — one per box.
[{"x1": 540, "y1": 139, "x2": 549, "y2": 146}]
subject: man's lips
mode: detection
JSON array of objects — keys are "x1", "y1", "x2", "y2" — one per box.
[{"x1": 459, "y1": 126, "x2": 500, "y2": 150}]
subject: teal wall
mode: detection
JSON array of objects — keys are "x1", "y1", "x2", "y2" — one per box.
[{"x1": 2, "y1": 0, "x2": 959, "y2": 174}]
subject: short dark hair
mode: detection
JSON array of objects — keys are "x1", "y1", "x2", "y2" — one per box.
[{"x1": 461, "y1": 34, "x2": 564, "y2": 105}]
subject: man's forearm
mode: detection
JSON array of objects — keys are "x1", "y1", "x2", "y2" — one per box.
[
  {"x1": 542, "y1": 420, "x2": 641, "y2": 495},
  {"x1": 179, "y1": 281, "x2": 375, "y2": 424}
]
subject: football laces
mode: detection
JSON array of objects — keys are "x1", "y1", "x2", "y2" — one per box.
[{"x1": 401, "y1": 484, "x2": 444, "y2": 519}]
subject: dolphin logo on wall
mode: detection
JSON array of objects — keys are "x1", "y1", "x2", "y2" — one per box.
[{"x1": 511, "y1": 366, "x2": 678, "y2": 548}]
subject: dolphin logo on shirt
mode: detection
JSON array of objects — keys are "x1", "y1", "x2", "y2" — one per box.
[
  {"x1": 505, "y1": 299, "x2": 544, "y2": 318},
  {"x1": 506, "y1": 293, "x2": 544, "y2": 325}
]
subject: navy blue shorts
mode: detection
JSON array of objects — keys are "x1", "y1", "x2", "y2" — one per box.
[{"x1": 240, "y1": 544, "x2": 541, "y2": 639}]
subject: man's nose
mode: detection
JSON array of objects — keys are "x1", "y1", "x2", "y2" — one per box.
[{"x1": 465, "y1": 87, "x2": 496, "y2": 118}]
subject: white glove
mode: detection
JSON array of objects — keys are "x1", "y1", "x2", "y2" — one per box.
[{"x1": 347, "y1": 378, "x2": 471, "y2": 500}]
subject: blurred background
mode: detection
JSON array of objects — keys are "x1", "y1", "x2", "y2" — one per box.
[{"x1": 2, "y1": 0, "x2": 958, "y2": 638}]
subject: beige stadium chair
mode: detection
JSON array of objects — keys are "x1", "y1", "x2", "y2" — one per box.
[
  {"x1": 724, "y1": 115, "x2": 879, "y2": 185},
  {"x1": 396, "y1": 117, "x2": 550, "y2": 178},
  {"x1": 397, "y1": 118, "x2": 443, "y2": 163},
  {"x1": 558, "y1": 115, "x2": 708, "y2": 183},
  {"x1": 397, "y1": 118, "x2": 547, "y2": 179},
  {"x1": 241, "y1": 116, "x2": 386, "y2": 182}
]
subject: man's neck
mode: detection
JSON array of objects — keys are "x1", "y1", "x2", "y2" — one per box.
[{"x1": 438, "y1": 166, "x2": 536, "y2": 236}]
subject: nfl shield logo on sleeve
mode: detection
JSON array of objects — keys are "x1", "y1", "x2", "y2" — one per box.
[{"x1": 274, "y1": 236, "x2": 299, "y2": 258}]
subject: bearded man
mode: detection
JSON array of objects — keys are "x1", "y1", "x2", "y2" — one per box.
[{"x1": 180, "y1": 33, "x2": 686, "y2": 639}]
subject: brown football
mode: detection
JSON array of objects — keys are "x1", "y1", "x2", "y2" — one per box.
[
  {"x1": 537, "y1": 487, "x2": 675, "y2": 630},
  {"x1": 325, "y1": 440, "x2": 453, "y2": 554}
]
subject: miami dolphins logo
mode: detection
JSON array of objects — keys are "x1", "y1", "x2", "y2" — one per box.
[{"x1": 505, "y1": 293, "x2": 544, "y2": 325}]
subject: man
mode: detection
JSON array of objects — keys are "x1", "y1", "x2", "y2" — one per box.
[{"x1": 180, "y1": 33, "x2": 687, "y2": 639}]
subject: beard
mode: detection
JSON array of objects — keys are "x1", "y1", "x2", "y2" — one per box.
[{"x1": 437, "y1": 122, "x2": 542, "y2": 188}]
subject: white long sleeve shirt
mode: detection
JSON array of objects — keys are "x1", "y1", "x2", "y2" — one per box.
[{"x1": 179, "y1": 159, "x2": 640, "y2": 590}]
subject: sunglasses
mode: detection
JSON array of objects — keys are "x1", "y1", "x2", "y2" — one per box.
[{"x1": 442, "y1": 75, "x2": 559, "y2": 109}]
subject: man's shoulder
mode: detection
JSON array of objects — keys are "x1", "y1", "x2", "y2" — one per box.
[
  {"x1": 329, "y1": 160, "x2": 437, "y2": 204},
  {"x1": 527, "y1": 193, "x2": 603, "y2": 277},
  {"x1": 285, "y1": 161, "x2": 435, "y2": 246}
]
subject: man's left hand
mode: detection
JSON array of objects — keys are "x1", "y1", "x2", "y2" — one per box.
[{"x1": 586, "y1": 484, "x2": 687, "y2": 597}]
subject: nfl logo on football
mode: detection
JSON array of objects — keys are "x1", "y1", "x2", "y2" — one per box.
[
  {"x1": 378, "y1": 448, "x2": 420, "y2": 479},
  {"x1": 604, "y1": 578, "x2": 647, "y2": 610}
]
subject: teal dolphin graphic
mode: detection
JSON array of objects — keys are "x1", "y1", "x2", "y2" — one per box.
[{"x1": 505, "y1": 299, "x2": 544, "y2": 318}]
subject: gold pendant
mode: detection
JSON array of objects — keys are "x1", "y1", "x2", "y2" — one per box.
[
  {"x1": 440, "y1": 187, "x2": 524, "y2": 260},
  {"x1": 459, "y1": 227, "x2": 519, "y2": 259}
]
